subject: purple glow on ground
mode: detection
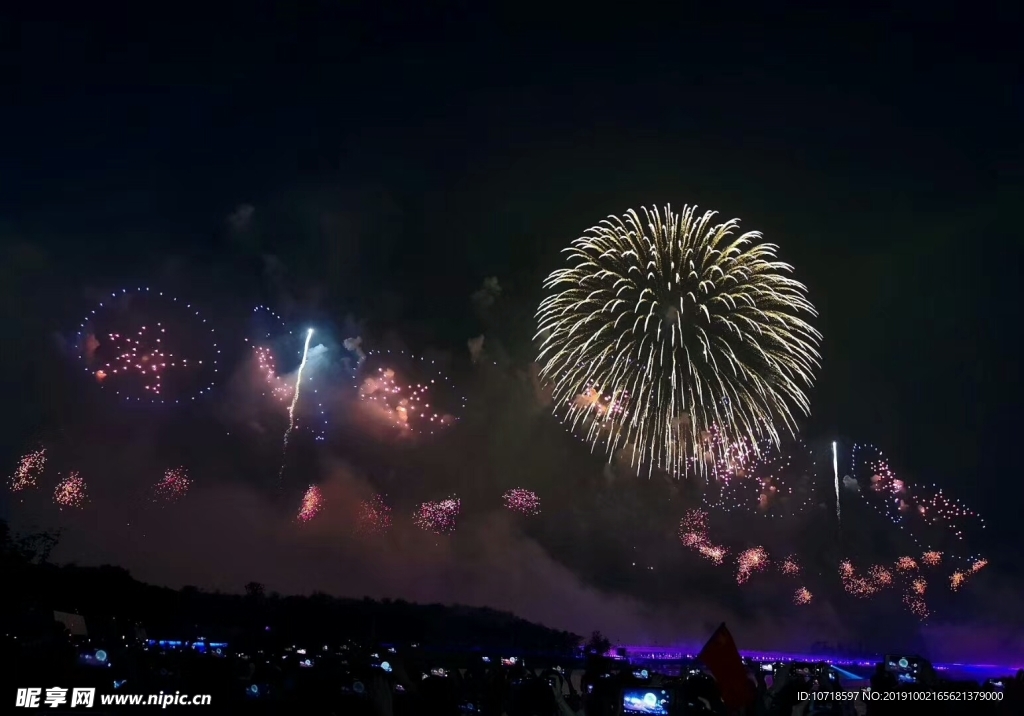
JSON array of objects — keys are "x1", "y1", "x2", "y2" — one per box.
[{"x1": 610, "y1": 646, "x2": 1021, "y2": 679}]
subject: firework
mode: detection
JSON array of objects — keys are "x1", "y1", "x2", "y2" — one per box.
[
  {"x1": 297, "y1": 485, "x2": 324, "y2": 522},
  {"x1": 832, "y1": 440, "x2": 840, "y2": 524},
  {"x1": 357, "y1": 494, "x2": 393, "y2": 534},
  {"x1": 535, "y1": 205, "x2": 821, "y2": 478},
  {"x1": 903, "y1": 591, "x2": 929, "y2": 619},
  {"x1": 254, "y1": 346, "x2": 295, "y2": 402},
  {"x1": 677, "y1": 509, "x2": 709, "y2": 546},
  {"x1": 839, "y1": 560, "x2": 879, "y2": 598},
  {"x1": 413, "y1": 497, "x2": 460, "y2": 535},
  {"x1": 868, "y1": 565, "x2": 894, "y2": 589},
  {"x1": 54, "y1": 472, "x2": 87, "y2": 509},
  {"x1": 895, "y1": 556, "x2": 918, "y2": 572},
  {"x1": 921, "y1": 551, "x2": 942, "y2": 567},
  {"x1": 779, "y1": 556, "x2": 800, "y2": 576},
  {"x1": 10, "y1": 448, "x2": 46, "y2": 493},
  {"x1": 911, "y1": 578, "x2": 927, "y2": 595},
  {"x1": 696, "y1": 542, "x2": 728, "y2": 565},
  {"x1": 851, "y1": 444, "x2": 985, "y2": 555},
  {"x1": 503, "y1": 488, "x2": 541, "y2": 516},
  {"x1": 76, "y1": 287, "x2": 219, "y2": 403},
  {"x1": 278, "y1": 328, "x2": 314, "y2": 483},
  {"x1": 357, "y1": 350, "x2": 465, "y2": 436},
  {"x1": 970, "y1": 558, "x2": 987, "y2": 573},
  {"x1": 736, "y1": 547, "x2": 770, "y2": 584},
  {"x1": 793, "y1": 587, "x2": 812, "y2": 605},
  {"x1": 915, "y1": 489, "x2": 984, "y2": 542},
  {"x1": 153, "y1": 467, "x2": 192, "y2": 504}
]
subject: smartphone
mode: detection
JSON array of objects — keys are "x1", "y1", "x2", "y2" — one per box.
[{"x1": 761, "y1": 664, "x2": 773, "y2": 673}]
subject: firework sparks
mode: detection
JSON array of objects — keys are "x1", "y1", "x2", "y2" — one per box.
[
  {"x1": 697, "y1": 543, "x2": 728, "y2": 565},
  {"x1": 779, "y1": 556, "x2": 801, "y2": 576},
  {"x1": 357, "y1": 351, "x2": 464, "y2": 436},
  {"x1": 736, "y1": 547, "x2": 769, "y2": 584},
  {"x1": 413, "y1": 497, "x2": 460, "y2": 535},
  {"x1": 677, "y1": 509, "x2": 709, "y2": 546},
  {"x1": 895, "y1": 556, "x2": 918, "y2": 572},
  {"x1": 869, "y1": 565, "x2": 894, "y2": 589},
  {"x1": 839, "y1": 561, "x2": 879, "y2": 598},
  {"x1": 793, "y1": 587, "x2": 813, "y2": 605},
  {"x1": 536, "y1": 205, "x2": 821, "y2": 478},
  {"x1": 76, "y1": 288, "x2": 219, "y2": 403},
  {"x1": 921, "y1": 551, "x2": 942, "y2": 567},
  {"x1": 10, "y1": 448, "x2": 46, "y2": 493},
  {"x1": 970, "y1": 558, "x2": 988, "y2": 573},
  {"x1": 502, "y1": 488, "x2": 541, "y2": 516},
  {"x1": 357, "y1": 494, "x2": 393, "y2": 534},
  {"x1": 903, "y1": 591, "x2": 929, "y2": 619},
  {"x1": 54, "y1": 472, "x2": 87, "y2": 509},
  {"x1": 297, "y1": 485, "x2": 324, "y2": 523},
  {"x1": 911, "y1": 578, "x2": 927, "y2": 595},
  {"x1": 153, "y1": 467, "x2": 192, "y2": 504},
  {"x1": 254, "y1": 346, "x2": 294, "y2": 402}
]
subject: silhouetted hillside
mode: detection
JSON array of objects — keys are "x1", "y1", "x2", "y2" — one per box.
[{"x1": 2, "y1": 521, "x2": 580, "y2": 654}]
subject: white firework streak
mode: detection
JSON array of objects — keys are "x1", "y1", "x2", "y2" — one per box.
[
  {"x1": 278, "y1": 328, "x2": 314, "y2": 482},
  {"x1": 535, "y1": 205, "x2": 822, "y2": 478}
]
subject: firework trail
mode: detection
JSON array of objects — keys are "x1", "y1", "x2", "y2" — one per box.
[
  {"x1": 10, "y1": 448, "x2": 46, "y2": 493},
  {"x1": 357, "y1": 494, "x2": 393, "y2": 534},
  {"x1": 536, "y1": 205, "x2": 821, "y2": 478},
  {"x1": 278, "y1": 328, "x2": 314, "y2": 483},
  {"x1": 832, "y1": 440, "x2": 840, "y2": 525},
  {"x1": 152, "y1": 467, "x2": 192, "y2": 504},
  {"x1": 54, "y1": 472, "x2": 87, "y2": 509},
  {"x1": 297, "y1": 485, "x2": 324, "y2": 522},
  {"x1": 413, "y1": 497, "x2": 460, "y2": 535},
  {"x1": 502, "y1": 488, "x2": 541, "y2": 516}
]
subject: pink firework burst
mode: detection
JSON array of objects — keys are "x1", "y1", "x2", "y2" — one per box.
[
  {"x1": 357, "y1": 494, "x2": 393, "y2": 534},
  {"x1": 297, "y1": 485, "x2": 324, "y2": 523},
  {"x1": 413, "y1": 497, "x2": 460, "y2": 535},
  {"x1": 10, "y1": 448, "x2": 46, "y2": 493},
  {"x1": 779, "y1": 556, "x2": 801, "y2": 576},
  {"x1": 54, "y1": 472, "x2": 87, "y2": 509},
  {"x1": 736, "y1": 547, "x2": 769, "y2": 584},
  {"x1": 677, "y1": 509, "x2": 709, "y2": 547},
  {"x1": 793, "y1": 587, "x2": 813, "y2": 605},
  {"x1": 869, "y1": 565, "x2": 894, "y2": 589},
  {"x1": 153, "y1": 467, "x2": 192, "y2": 504},
  {"x1": 697, "y1": 542, "x2": 728, "y2": 565},
  {"x1": 921, "y1": 550, "x2": 942, "y2": 567},
  {"x1": 502, "y1": 488, "x2": 541, "y2": 516}
]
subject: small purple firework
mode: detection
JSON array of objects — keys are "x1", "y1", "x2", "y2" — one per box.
[
  {"x1": 413, "y1": 496, "x2": 460, "y2": 535},
  {"x1": 502, "y1": 488, "x2": 541, "y2": 516},
  {"x1": 358, "y1": 493, "x2": 393, "y2": 534}
]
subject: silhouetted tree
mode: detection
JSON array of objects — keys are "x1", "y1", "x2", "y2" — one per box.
[
  {"x1": 244, "y1": 581, "x2": 264, "y2": 599},
  {"x1": 586, "y1": 631, "x2": 611, "y2": 655}
]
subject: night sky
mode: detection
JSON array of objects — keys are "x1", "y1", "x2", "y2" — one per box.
[{"x1": 2, "y1": 6, "x2": 1021, "y2": 660}]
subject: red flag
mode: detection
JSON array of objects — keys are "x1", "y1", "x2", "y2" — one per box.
[{"x1": 697, "y1": 623, "x2": 755, "y2": 712}]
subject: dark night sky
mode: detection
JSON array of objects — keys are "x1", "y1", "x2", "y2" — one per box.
[{"x1": 1, "y1": 5, "x2": 1021, "y2": 657}]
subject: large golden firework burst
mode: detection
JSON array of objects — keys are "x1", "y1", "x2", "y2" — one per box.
[{"x1": 536, "y1": 205, "x2": 821, "y2": 477}]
